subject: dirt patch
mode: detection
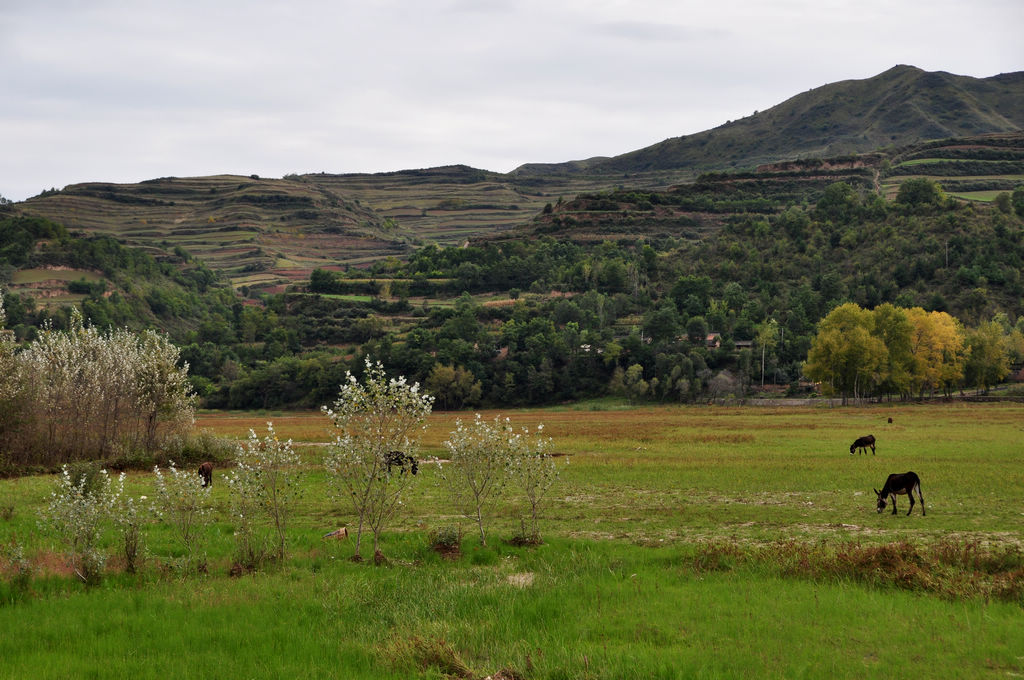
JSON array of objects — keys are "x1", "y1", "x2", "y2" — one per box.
[{"x1": 506, "y1": 572, "x2": 534, "y2": 588}]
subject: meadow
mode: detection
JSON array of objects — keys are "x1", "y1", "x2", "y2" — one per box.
[{"x1": 1, "y1": 402, "x2": 1022, "y2": 679}]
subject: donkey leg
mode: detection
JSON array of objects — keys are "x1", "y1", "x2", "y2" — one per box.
[
  {"x1": 917, "y1": 486, "x2": 925, "y2": 516},
  {"x1": 891, "y1": 495, "x2": 898, "y2": 515},
  {"x1": 907, "y1": 494, "x2": 915, "y2": 516}
]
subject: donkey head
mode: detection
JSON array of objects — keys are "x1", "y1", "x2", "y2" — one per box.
[{"x1": 873, "y1": 488, "x2": 887, "y2": 513}]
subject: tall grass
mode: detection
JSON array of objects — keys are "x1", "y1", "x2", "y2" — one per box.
[
  {"x1": 2, "y1": 538, "x2": 1022, "y2": 679},
  {"x1": 2, "y1": 403, "x2": 1023, "y2": 678}
]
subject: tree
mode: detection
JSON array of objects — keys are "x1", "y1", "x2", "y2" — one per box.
[
  {"x1": 870, "y1": 303, "x2": 914, "y2": 398},
  {"x1": 803, "y1": 303, "x2": 887, "y2": 403},
  {"x1": 755, "y1": 318, "x2": 780, "y2": 387},
  {"x1": 896, "y1": 178, "x2": 944, "y2": 210},
  {"x1": 686, "y1": 316, "x2": 709, "y2": 345},
  {"x1": 323, "y1": 359, "x2": 433, "y2": 560},
  {"x1": 993, "y1": 192, "x2": 1013, "y2": 215},
  {"x1": 905, "y1": 307, "x2": 966, "y2": 398},
  {"x1": 623, "y1": 364, "x2": 649, "y2": 404},
  {"x1": 1012, "y1": 186, "x2": 1024, "y2": 219},
  {"x1": 135, "y1": 330, "x2": 196, "y2": 454},
  {"x1": 963, "y1": 321, "x2": 1010, "y2": 393},
  {"x1": 814, "y1": 182, "x2": 860, "y2": 224},
  {"x1": 438, "y1": 414, "x2": 515, "y2": 546},
  {"x1": 424, "y1": 363, "x2": 482, "y2": 410},
  {"x1": 309, "y1": 268, "x2": 337, "y2": 293},
  {"x1": 643, "y1": 303, "x2": 679, "y2": 344}
]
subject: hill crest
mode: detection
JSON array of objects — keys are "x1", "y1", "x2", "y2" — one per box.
[{"x1": 515, "y1": 65, "x2": 1024, "y2": 176}]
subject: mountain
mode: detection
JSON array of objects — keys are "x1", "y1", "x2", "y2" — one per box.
[{"x1": 515, "y1": 65, "x2": 1024, "y2": 176}]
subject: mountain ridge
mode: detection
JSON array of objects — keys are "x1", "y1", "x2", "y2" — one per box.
[{"x1": 514, "y1": 65, "x2": 1024, "y2": 176}]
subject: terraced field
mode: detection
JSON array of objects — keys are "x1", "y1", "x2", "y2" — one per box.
[
  {"x1": 881, "y1": 133, "x2": 1024, "y2": 200},
  {"x1": 16, "y1": 175, "x2": 403, "y2": 291}
]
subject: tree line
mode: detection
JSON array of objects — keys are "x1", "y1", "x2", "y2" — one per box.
[
  {"x1": 0, "y1": 298, "x2": 195, "y2": 471},
  {"x1": 804, "y1": 302, "x2": 1024, "y2": 403}
]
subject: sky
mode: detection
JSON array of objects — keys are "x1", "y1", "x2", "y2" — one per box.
[{"x1": 2, "y1": 0, "x2": 1022, "y2": 202}]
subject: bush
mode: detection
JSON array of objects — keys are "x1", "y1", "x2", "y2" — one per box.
[
  {"x1": 162, "y1": 429, "x2": 236, "y2": 467},
  {"x1": 152, "y1": 461, "x2": 211, "y2": 571},
  {"x1": 428, "y1": 526, "x2": 463, "y2": 559},
  {"x1": 1, "y1": 540, "x2": 35, "y2": 605},
  {"x1": 227, "y1": 423, "x2": 303, "y2": 564},
  {"x1": 38, "y1": 465, "x2": 121, "y2": 585}
]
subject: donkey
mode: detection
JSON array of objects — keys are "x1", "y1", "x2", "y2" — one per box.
[
  {"x1": 385, "y1": 451, "x2": 418, "y2": 476},
  {"x1": 850, "y1": 434, "x2": 876, "y2": 455},
  {"x1": 874, "y1": 471, "x2": 925, "y2": 516},
  {"x1": 198, "y1": 461, "x2": 214, "y2": 488}
]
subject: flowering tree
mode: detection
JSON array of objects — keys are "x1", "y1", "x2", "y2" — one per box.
[
  {"x1": 0, "y1": 294, "x2": 26, "y2": 464},
  {"x1": 438, "y1": 414, "x2": 517, "y2": 546},
  {"x1": 38, "y1": 465, "x2": 120, "y2": 584},
  {"x1": 227, "y1": 423, "x2": 302, "y2": 565},
  {"x1": 323, "y1": 359, "x2": 433, "y2": 560},
  {"x1": 3, "y1": 309, "x2": 195, "y2": 466},
  {"x1": 507, "y1": 423, "x2": 558, "y2": 544},
  {"x1": 152, "y1": 460, "x2": 211, "y2": 569}
]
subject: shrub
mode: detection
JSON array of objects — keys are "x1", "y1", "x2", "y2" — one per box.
[
  {"x1": 1, "y1": 539, "x2": 35, "y2": 605},
  {"x1": 438, "y1": 414, "x2": 517, "y2": 546},
  {"x1": 227, "y1": 423, "x2": 303, "y2": 565},
  {"x1": 38, "y1": 465, "x2": 120, "y2": 585},
  {"x1": 152, "y1": 460, "x2": 211, "y2": 571},
  {"x1": 428, "y1": 525, "x2": 463, "y2": 559}
]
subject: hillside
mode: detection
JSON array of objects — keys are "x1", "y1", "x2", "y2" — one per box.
[
  {"x1": 14, "y1": 175, "x2": 398, "y2": 294},
  {"x1": 516, "y1": 66, "x2": 1024, "y2": 176},
  {"x1": 0, "y1": 215, "x2": 237, "y2": 340}
]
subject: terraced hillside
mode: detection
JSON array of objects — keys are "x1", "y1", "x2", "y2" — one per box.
[
  {"x1": 881, "y1": 133, "x2": 1024, "y2": 201},
  {"x1": 296, "y1": 165, "x2": 674, "y2": 247},
  {"x1": 518, "y1": 159, "x2": 880, "y2": 245},
  {"x1": 16, "y1": 175, "x2": 400, "y2": 293},
  {"x1": 14, "y1": 168, "x2": 676, "y2": 292}
]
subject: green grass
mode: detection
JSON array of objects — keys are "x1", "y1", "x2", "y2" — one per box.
[
  {"x1": 10, "y1": 268, "x2": 104, "y2": 284},
  {"x1": 948, "y1": 190, "x2": 1002, "y2": 202},
  {"x1": 2, "y1": 403, "x2": 1022, "y2": 678}
]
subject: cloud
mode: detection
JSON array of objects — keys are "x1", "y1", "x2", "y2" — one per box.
[{"x1": 1, "y1": 0, "x2": 1021, "y2": 202}]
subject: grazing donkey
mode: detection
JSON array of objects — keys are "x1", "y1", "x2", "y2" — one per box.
[
  {"x1": 850, "y1": 434, "x2": 876, "y2": 455},
  {"x1": 874, "y1": 471, "x2": 925, "y2": 516},
  {"x1": 198, "y1": 461, "x2": 214, "y2": 488},
  {"x1": 384, "y1": 451, "x2": 418, "y2": 476}
]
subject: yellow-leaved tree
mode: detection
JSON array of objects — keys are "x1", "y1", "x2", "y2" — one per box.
[
  {"x1": 803, "y1": 303, "x2": 888, "y2": 403},
  {"x1": 905, "y1": 308, "x2": 966, "y2": 398}
]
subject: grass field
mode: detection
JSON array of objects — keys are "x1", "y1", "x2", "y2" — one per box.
[{"x1": 1, "y1": 403, "x2": 1022, "y2": 678}]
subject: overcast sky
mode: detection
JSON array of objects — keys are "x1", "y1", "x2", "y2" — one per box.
[{"x1": 2, "y1": 0, "x2": 1021, "y2": 202}]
